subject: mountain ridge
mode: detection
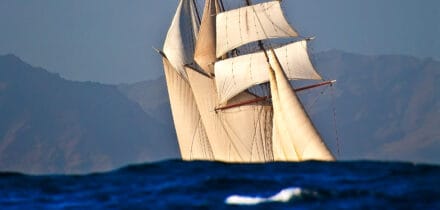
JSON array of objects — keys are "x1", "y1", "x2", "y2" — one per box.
[
  {"x1": 0, "y1": 54, "x2": 179, "y2": 174},
  {"x1": 0, "y1": 50, "x2": 438, "y2": 174}
]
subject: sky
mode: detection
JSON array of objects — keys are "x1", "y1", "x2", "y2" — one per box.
[{"x1": 0, "y1": 0, "x2": 439, "y2": 84}]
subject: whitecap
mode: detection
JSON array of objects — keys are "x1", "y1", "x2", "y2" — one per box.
[{"x1": 225, "y1": 187, "x2": 302, "y2": 205}]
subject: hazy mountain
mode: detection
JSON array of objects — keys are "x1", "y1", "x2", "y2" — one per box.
[
  {"x1": 121, "y1": 51, "x2": 440, "y2": 164},
  {"x1": 118, "y1": 78, "x2": 172, "y2": 127},
  {"x1": 0, "y1": 55, "x2": 179, "y2": 174},
  {"x1": 312, "y1": 51, "x2": 439, "y2": 164},
  {"x1": 0, "y1": 51, "x2": 438, "y2": 174}
]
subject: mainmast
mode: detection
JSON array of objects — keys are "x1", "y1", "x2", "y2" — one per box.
[{"x1": 244, "y1": 0, "x2": 269, "y2": 59}]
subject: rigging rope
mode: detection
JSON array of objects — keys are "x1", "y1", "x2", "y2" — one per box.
[
  {"x1": 304, "y1": 85, "x2": 330, "y2": 112},
  {"x1": 192, "y1": 0, "x2": 201, "y2": 25},
  {"x1": 301, "y1": 81, "x2": 341, "y2": 158},
  {"x1": 330, "y1": 85, "x2": 341, "y2": 157}
]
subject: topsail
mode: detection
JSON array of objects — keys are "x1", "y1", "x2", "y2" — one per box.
[
  {"x1": 216, "y1": 1, "x2": 298, "y2": 57},
  {"x1": 194, "y1": 0, "x2": 220, "y2": 74},
  {"x1": 215, "y1": 40, "x2": 322, "y2": 103},
  {"x1": 163, "y1": 0, "x2": 200, "y2": 79}
]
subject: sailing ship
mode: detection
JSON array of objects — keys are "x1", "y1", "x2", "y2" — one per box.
[{"x1": 156, "y1": 0, "x2": 335, "y2": 162}]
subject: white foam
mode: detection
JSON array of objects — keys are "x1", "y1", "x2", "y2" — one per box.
[
  {"x1": 225, "y1": 187, "x2": 302, "y2": 205},
  {"x1": 225, "y1": 196, "x2": 265, "y2": 205}
]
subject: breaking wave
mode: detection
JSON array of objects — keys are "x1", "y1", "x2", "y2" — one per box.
[{"x1": 225, "y1": 187, "x2": 302, "y2": 205}]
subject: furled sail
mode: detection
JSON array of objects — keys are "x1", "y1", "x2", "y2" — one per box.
[
  {"x1": 216, "y1": 1, "x2": 298, "y2": 57},
  {"x1": 267, "y1": 49, "x2": 335, "y2": 161},
  {"x1": 194, "y1": 0, "x2": 220, "y2": 75},
  {"x1": 186, "y1": 67, "x2": 274, "y2": 162},
  {"x1": 163, "y1": 0, "x2": 200, "y2": 79},
  {"x1": 215, "y1": 40, "x2": 322, "y2": 103}
]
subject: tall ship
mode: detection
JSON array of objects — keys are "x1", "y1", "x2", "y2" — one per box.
[{"x1": 156, "y1": 0, "x2": 335, "y2": 162}]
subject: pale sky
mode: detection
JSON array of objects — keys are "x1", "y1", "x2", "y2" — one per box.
[{"x1": 1, "y1": 0, "x2": 439, "y2": 84}]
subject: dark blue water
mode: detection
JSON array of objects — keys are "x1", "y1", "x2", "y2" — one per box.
[{"x1": 0, "y1": 160, "x2": 439, "y2": 209}]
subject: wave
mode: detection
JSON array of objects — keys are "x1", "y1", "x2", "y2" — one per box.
[
  {"x1": 225, "y1": 187, "x2": 303, "y2": 205},
  {"x1": 0, "y1": 160, "x2": 439, "y2": 209}
]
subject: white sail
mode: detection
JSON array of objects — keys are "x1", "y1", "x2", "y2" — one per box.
[
  {"x1": 216, "y1": 1, "x2": 298, "y2": 57},
  {"x1": 267, "y1": 50, "x2": 335, "y2": 161},
  {"x1": 269, "y1": 64, "x2": 299, "y2": 161},
  {"x1": 163, "y1": 0, "x2": 200, "y2": 79},
  {"x1": 159, "y1": 0, "x2": 336, "y2": 162},
  {"x1": 194, "y1": 0, "x2": 220, "y2": 75},
  {"x1": 186, "y1": 67, "x2": 274, "y2": 162},
  {"x1": 215, "y1": 40, "x2": 322, "y2": 103},
  {"x1": 162, "y1": 58, "x2": 214, "y2": 160},
  {"x1": 161, "y1": 0, "x2": 214, "y2": 160}
]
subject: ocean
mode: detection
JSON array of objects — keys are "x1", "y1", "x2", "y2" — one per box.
[{"x1": 0, "y1": 160, "x2": 439, "y2": 209}]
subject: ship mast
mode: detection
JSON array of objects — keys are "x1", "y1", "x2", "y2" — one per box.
[{"x1": 244, "y1": 0, "x2": 267, "y2": 55}]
